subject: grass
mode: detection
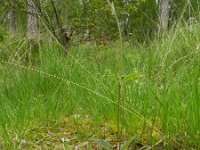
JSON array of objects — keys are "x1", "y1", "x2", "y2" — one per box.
[{"x1": 0, "y1": 23, "x2": 200, "y2": 149}]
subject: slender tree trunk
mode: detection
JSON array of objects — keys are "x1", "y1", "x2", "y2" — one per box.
[
  {"x1": 159, "y1": 0, "x2": 169, "y2": 35},
  {"x1": 9, "y1": 0, "x2": 16, "y2": 37},
  {"x1": 123, "y1": 1, "x2": 129, "y2": 39},
  {"x1": 27, "y1": 0, "x2": 37, "y2": 39},
  {"x1": 27, "y1": 0, "x2": 39, "y2": 64}
]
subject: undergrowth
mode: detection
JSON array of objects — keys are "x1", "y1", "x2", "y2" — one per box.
[{"x1": 0, "y1": 23, "x2": 200, "y2": 149}]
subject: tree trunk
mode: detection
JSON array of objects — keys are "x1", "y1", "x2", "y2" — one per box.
[
  {"x1": 123, "y1": 1, "x2": 129, "y2": 39},
  {"x1": 9, "y1": 0, "x2": 16, "y2": 37},
  {"x1": 159, "y1": 0, "x2": 169, "y2": 35},
  {"x1": 27, "y1": 0, "x2": 39, "y2": 64},
  {"x1": 27, "y1": 0, "x2": 37, "y2": 39}
]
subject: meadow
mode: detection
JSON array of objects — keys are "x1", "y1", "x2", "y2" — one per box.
[{"x1": 0, "y1": 23, "x2": 200, "y2": 149}]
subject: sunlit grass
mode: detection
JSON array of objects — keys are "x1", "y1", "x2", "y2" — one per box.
[{"x1": 0, "y1": 23, "x2": 200, "y2": 149}]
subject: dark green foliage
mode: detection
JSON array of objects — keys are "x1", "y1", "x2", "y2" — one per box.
[{"x1": 26, "y1": 39, "x2": 40, "y2": 65}]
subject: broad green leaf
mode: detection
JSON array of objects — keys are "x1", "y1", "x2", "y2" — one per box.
[{"x1": 123, "y1": 74, "x2": 143, "y2": 83}]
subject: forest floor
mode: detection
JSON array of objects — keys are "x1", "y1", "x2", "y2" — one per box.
[
  {"x1": 0, "y1": 113, "x2": 126, "y2": 150},
  {"x1": 10, "y1": 114, "x2": 118, "y2": 150},
  {"x1": 0, "y1": 113, "x2": 186, "y2": 150}
]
